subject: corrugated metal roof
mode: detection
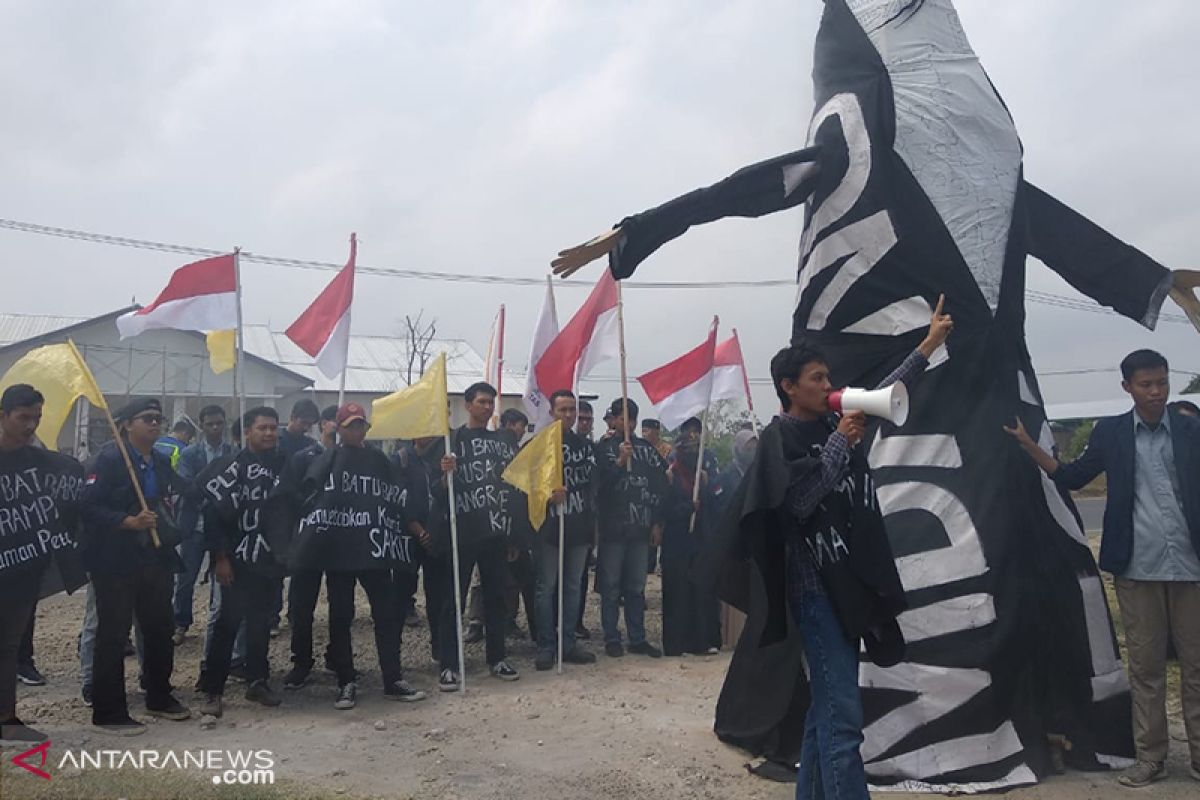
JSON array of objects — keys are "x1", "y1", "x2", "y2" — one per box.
[
  {"x1": 1043, "y1": 398, "x2": 1132, "y2": 422},
  {"x1": 0, "y1": 313, "x2": 90, "y2": 347},
  {"x1": 240, "y1": 324, "x2": 523, "y2": 395},
  {"x1": 0, "y1": 312, "x2": 523, "y2": 396}
]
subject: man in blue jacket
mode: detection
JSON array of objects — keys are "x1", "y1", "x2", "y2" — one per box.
[
  {"x1": 81, "y1": 398, "x2": 191, "y2": 734},
  {"x1": 1006, "y1": 349, "x2": 1200, "y2": 788}
]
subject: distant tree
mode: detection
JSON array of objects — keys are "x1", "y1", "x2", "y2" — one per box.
[
  {"x1": 402, "y1": 311, "x2": 437, "y2": 385},
  {"x1": 1183, "y1": 373, "x2": 1200, "y2": 394}
]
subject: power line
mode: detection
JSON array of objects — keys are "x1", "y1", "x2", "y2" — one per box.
[{"x1": 0, "y1": 216, "x2": 1193, "y2": 323}]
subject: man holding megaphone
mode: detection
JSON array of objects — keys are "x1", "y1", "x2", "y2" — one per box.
[{"x1": 710, "y1": 296, "x2": 952, "y2": 800}]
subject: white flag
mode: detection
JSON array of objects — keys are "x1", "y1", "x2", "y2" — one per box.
[{"x1": 523, "y1": 277, "x2": 559, "y2": 430}]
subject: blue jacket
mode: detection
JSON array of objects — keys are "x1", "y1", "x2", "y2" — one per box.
[
  {"x1": 1053, "y1": 407, "x2": 1200, "y2": 575},
  {"x1": 81, "y1": 441, "x2": 185, "y2": 574},
  {"x1": 177, "y1": 439, "x2": 237, "y2": 537}
]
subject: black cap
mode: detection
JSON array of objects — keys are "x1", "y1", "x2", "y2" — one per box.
[
  {"x1": 641, "y1": 419, "x2": 661, "y2": 431},
  {"x1": 115, "y1": 397, "x2": 162, "y2": 423}
]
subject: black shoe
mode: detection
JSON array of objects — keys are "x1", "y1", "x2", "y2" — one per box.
[
  {"x1": 94, "y1": 716, "x2": 147, "y2": 736},
  {"x1": 535, "y1": 651, "x2": 555, "y2": 671},
  {"x1": 228, "y1": 663, "x2": 250, "y2": 683},
  {"x1": 145, "y1": 696, "x2": 191, "y2": 721},
  {"x1": 283, "y1": 664, "x2": 311, "y2": 691},
  {"x1": 385, "y1": 679, "x2": 427, "y2": 702},
  {"x1": 605, "y1": 642, "x2": 625, "y2": 658},
  {"x1": 563, "y1": 646, "x2": 597, "y2": 665},
  {"x1": 334, "y1": 682, "x2": 357, "y2": 710},
  {"x1": 0, "y1": 718, "x2": 47, "y2": 746},
  {"x1": 490, "y1": 660, "x2": 519, "y2": 681},
  {"x1": 245, "y1": 680, "x2": 281, "y2": 707},
  {"x1": 17, "y1": 663, "x2": 46, "y2": 687},
  {"x1": 464, "y1": 623, "x2": 484, "y2": 644},
  {"x1": 628, "y1": 642, "x2": 662, "y2": 658},
  {"x1": 438, "y1": 669, "x2": 460, "y2": 693},
  {"x1": 81, "y1": 684, "x2": 94, "y2": 708},
  {"x1": 574, "y1": 625, "x2": 592, "y2": 641}
]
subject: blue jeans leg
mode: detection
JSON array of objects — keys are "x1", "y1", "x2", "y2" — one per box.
[
  {"x1": 173, "y1": 533, "x2": 207, "y2": 630},
  {"x1": 793, "y1": 590, "x2": 869, "y2": 800},
  {"x1": 620, "y1": 538, "x2": 649, "y2": 646},
  {"x1": 535, "y1": 540, "x2": 588, "y2": 656},
  {"x1": 597, "y1": 541, "x2": 625, "y2": 645}
]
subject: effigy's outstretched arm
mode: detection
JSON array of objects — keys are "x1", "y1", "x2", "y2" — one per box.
[
  {"x1": 552, "y1": 146, "x2": 821, "y2": 279},
  {"x1": 1023, "y1": 180, "x2": 1178, "y2": 329}
]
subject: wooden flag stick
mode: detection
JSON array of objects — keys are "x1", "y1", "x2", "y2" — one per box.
[
  {"x1": 444, "y1": 432, "x2": 468, "y2": 693},
  {"x1": 616, "y1": 280, "x2": 632, "y2": 470},
  {"x1": 557, "y1": 508, "x2": 565, "y2": 675},
  {"x1": 731, "y1": 327, "x2": 762, "y2": 436},
  {"x1": 688, "y1": 409, "x2": 709, "y2": 534},
  {"x1": 67, "y1": 339, "x2": 159, "y2": 548},
  {"x1": 98, "y1": 404, "x2": 161, "y2": 549}
]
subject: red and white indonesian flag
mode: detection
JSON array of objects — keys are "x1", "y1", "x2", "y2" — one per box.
[
  {"x1": 534, "y1": 269, "x2": 620, "y2": 395},
  {"x1": 522, "y1": 279, "x2": 559, "y2": 430},
  {"x1": 286, "y1": 235, "x2": 356, "y2": 380},
  {"x1": 638, "y1": 317, "x2": 728, "y2": 431},
  {"x1": 116, "y1": 254, "x2": 237, "y2": 339},
  {"x1": 712, "y1": 330, "x2": 752, "y2": 405}
]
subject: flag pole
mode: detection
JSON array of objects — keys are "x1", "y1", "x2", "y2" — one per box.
[
  {"x1": 68, "y1": 340, "x2": 161, "y2": 549},
  {"x1": 689, "y1": 408, "x2": 709, "y2": 534},
  {"x1": 557, "y1": 503, "x2": 565, "y2": 674},
  {"x1": 731, "y1": 327, "x2": 761, "y2": 436},
  {"x1": 233, "y1": 247, "x2": 246, "y2": 434},
  {"x1": 444, "y1": 437, "x2": 468, "y2": 693},
  {"x1": 496, "y1": 303, "x2": 505, "y2": 416},
  {"x1": 337, "y1": 233, "x2": 357, "y2": 410},
  {"x1": 615, "y1": 279, "x2": 632, "y2": 470}
]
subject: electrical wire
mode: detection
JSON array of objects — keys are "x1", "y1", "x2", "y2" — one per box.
[{"x1": 1, "y1": 216, "x2": 1193, "y2": 324}]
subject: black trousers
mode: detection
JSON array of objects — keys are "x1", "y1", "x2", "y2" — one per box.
[
  {"x1": 327, "y1": 570, "x2": 401, "y2": 689},
  {"x1": 91, "y1": 564, "x2": 176, "y2": 725},
  {"x1": 203, "y1": 566, "x2": 276, "y2": 695},
  {"x1": 506, "y1": 548, "x2": 538, "y2": 641},
  {"x1": 661, "y1": 554, "x2": 721, "y2": 657},
  {"x1": 287, "y1": 568, "x2": 332, "y2": 670},
  {"x1": 577, "y1": 547, "x2": 594, "y2": 630},
  {"x1": 1, "y1": 567, "x2": 42, "y2": 723},
  {"x1": 18, "y1": 600, "x2": 36, "y2": 668},
  {"x1": 393, "y1": 557, "x2": 449, "y2": 660},
  {"x1": 439, "y1": 536, "x2": 508, "y2": 670}
]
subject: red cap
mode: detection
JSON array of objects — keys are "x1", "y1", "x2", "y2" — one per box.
[{"x1": 336, "y1": 403, "x2": 368, "y2": 427}]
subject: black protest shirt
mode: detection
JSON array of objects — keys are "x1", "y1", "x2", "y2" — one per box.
[
  {"x1": 594, "y1": 434, "x2": 668, "y2": 541},
  {"x1": 203, "y1": 448, "x2": 287, "y2": 574},
  {"x1": 0, "y1": 446, "x2": 86, "y2": 588},
  {"x1": 540, "y1": 428, "x2": 596, "y2": 548},
  {"x1": 449, "y1": 426, "x2": 516, "y2": 543},
  {"x1": 290, "y1": 444, "x2": 417, "y2": 572}
]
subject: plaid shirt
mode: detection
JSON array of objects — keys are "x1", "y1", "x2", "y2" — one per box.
[{"x1": 783, "y1": 348, "x2": 929, "y2": 605}]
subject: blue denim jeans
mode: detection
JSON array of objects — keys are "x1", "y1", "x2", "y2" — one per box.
[
  {"x1": 173, "y1": 531, "x2": 208, "y2": 630},
  {"x1": 534, "y1": 539, "x2": 589, "y2": 657},
  {"x1": 597, "y1": 537, "x2": 649, "y2": 647},
  {"x1": 792, "y1": 589, "x2": 870, "y2": 800}
]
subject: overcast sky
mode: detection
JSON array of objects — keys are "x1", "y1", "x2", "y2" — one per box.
[{"x1": 3, "y1": 1, "x2": 1198, "y2": 418}]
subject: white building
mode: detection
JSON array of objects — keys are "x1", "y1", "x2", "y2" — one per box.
[{"x1": 0, "y1": 309, "x2": 523, "y2": 454}]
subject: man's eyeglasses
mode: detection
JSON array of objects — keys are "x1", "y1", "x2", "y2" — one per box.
[{"x1": 133, "y1": 414, "x2": 163, "y2": 425}]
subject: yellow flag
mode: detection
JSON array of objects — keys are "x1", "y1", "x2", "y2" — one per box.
[
  {"x1": 501, "y1": 419, "x2": 563, "y2": 532},
  {"x1": 206, "y1": 330, "x2": 236, "y2": 374},
  {"x1": 367, "y1": 352, "x2": 450, "y2": 440},
  {"x1": 0, "y1": 340, "x2": 108, "y2": 451}
]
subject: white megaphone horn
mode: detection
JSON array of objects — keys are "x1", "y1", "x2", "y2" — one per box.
[{"x1": 828, "y1": 382, "x2": 909, "y2": 426}]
